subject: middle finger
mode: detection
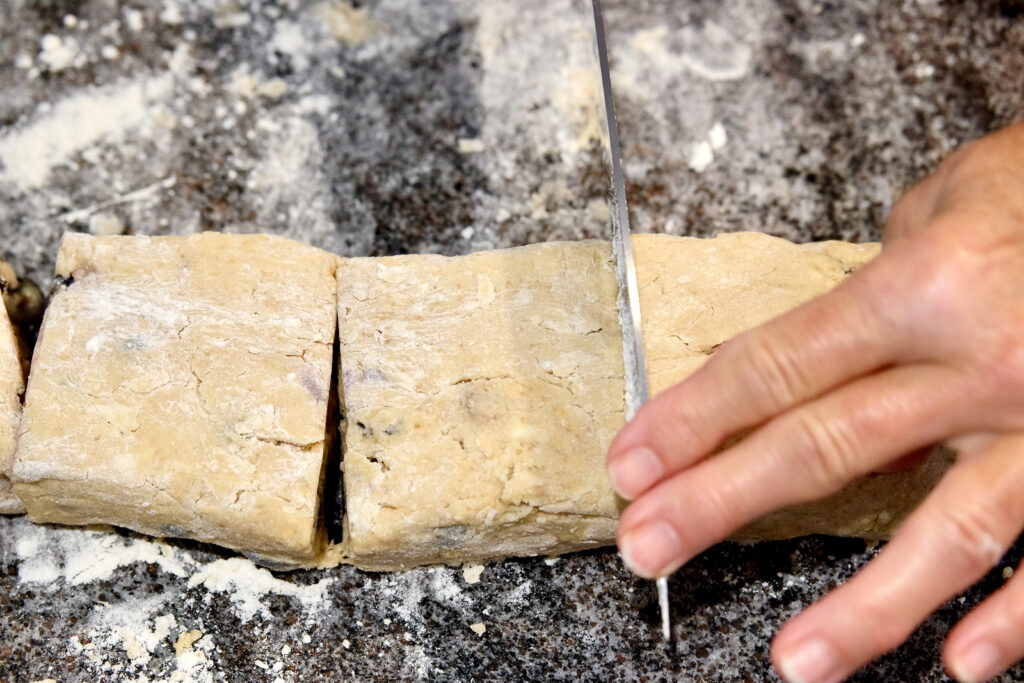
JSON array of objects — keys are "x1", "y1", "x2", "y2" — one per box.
[{"x1": 617, "y1": 363, "x2": 973, "y2": 578}]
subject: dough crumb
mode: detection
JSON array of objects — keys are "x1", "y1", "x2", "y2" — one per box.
[
  {"x1": 457, "y1": 137, "x2": 485, "y2": 154},
  {"x1": 281, "y1": 644, "x2": 291, "y2": 655},
  {"x1": 174, "y1": 629, "x2": 203, "y2": 657},
  {"x1": 462, "y1": 565, "x2": 485, "y2": 584},
  {"x1": 469, "y1": 622, "x2": 486, "y2": 636},
  {"x1": 1003, "y1": 566, "x2": 1014, "y2": 580},
  {"x1": 342, "y1": 638, "x2": 351, "y2": 649},
  {"x1": 88, "y1": 212, "x2": 125, "y2": 236}
]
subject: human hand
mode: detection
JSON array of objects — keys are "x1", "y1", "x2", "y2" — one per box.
[{"x1": 606, "y1": 120, "x2": 1024, "y2": 682}]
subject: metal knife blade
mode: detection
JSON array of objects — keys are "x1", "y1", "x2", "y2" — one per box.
[{"x1": 586, "y1": 0, "x2": 670, "y2": 643}]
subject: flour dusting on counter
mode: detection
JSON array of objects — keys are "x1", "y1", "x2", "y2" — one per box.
[
  {"x1": 13, "y1": 517, "x2": 195, "y2": 585},
  {"x1": 0, "y1": 74, "x2": 173, "y2": 188},
  {"x1": 188, "y1": 558, "x2": 336, "y2": 624}
]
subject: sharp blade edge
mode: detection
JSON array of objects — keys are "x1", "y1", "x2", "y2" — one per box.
[
  {"x1": 588, "y1": 0, "x2": 649, "y2": 416},
  {"x1": 587, "y1": 0, "x2": 669, "y2": 644}
]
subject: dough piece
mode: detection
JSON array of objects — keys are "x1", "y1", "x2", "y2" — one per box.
[
  {"x1": 338, "y1": 241, "x2": 625, "y2": 570},
  {"x1": 633, "y1": 232, "x2": 949, "y2": 540},
  {"x1": 0, "y1": 269, "x2": 25, "y2": 514},
  {"x1": 12, "y1": 233, "x2": 338, "y2": 567}
]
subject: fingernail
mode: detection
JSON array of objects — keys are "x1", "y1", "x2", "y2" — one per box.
[
  {"x1": 608, "y1": 447, "x2": 663, "y2": 499},
  {"x1": 950, "y1": 641, "x2": 1003, "y2": 683},
  {"x1": 620, "y1": 519, "x2": 682, "y2": 578},
  {"x1": 777, "y1": 638, "x2": 843, "y2": 683}
]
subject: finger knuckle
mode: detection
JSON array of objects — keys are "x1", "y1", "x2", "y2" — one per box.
[
  {"x1": 737, "y1": 335, "x2": 809, "y2": 411},
  {"x1": 934, "y1": 504, "x2": 1008, "y2": 576},
  {"x1": 793, "y1": 410, "x2": 862, "y2": 492}
]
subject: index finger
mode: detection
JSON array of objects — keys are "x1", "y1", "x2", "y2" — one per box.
[{"x1": 607, "y1": 253, "x2": 905, "y2": 501}]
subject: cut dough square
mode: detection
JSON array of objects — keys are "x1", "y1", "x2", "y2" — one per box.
[
  {"x1": 0, "y1": 290, "x2": 25, "y2": 515},
  {"x1": 12, "y1": 233, "x2": 339, "y2": 567},
  {"x1": 337, "y1": 241, "x2": 626, "y2": 570},
  {"x1": 633, "y1": 232, "x2": 950, "y2": 540}
]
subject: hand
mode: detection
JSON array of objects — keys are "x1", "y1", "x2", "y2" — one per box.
[{"x1": 606, "y1": 121, "x2": 1024, "y2": 682}]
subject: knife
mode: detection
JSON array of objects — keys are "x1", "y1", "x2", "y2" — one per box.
[{"x1": 586, "y1": 0, "x2": 671, "y2": 643}]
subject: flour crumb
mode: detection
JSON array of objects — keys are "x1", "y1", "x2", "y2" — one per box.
[
  {"x1": 462, "y1": 565, "x2": 485, "y2": 584},
  {"x1": 342, "y1": 638, "x2": 351, "y2": 649},
  {"x1": 688, "y1": 140, "x2": 714, "y2": 172},
  {"x1": 469, "y1": 622, "x2": 486, "y2": 636},
  {"x1": 543, "y1": 556, "x2": 560, "y2": 566},
  {"x1": 301, "y1": 633, "x2": 312, "y2": 644},
  {"x1": 708, "y1": 122, "x2": 727, "y2": 150},
  {"x1": 38, "y1": 34, "x2": 80, "y2": 72}
]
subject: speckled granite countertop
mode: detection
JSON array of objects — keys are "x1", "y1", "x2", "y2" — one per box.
[{"x1": 1, "y1": 1, "x2": 1023, "y2": 681}]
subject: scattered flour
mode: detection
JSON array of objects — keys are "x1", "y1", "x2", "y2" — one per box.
[
  {"x1": 38, "y1": 34, "x2": 81, "y2": 72},
  {"x1": 0, "y1": 74, "x2": 174, "y2": 187},
  {"x1": 503, "y1": 579, "x2": 533, "y2": 608},
  {"x1": 187, "y1": 557, "x2": 336, "y2": 623},
  {"x1": 68, "y1": 594, "x2": 215, "y2": 682},
  {"x1": 269, "y1": 20, "x2": 314, "y2": 71}
]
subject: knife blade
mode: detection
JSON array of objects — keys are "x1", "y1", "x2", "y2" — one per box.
[{"x1": 586, "y1": 0, "x2": 671, "y2": 643}]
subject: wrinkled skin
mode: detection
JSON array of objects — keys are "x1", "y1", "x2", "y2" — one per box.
[{"x1": 606, "y1": 121, "x2": 1024, "y2": 683}]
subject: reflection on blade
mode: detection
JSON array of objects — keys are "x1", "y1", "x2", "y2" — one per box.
[{"x1": 585, "y1": 0, "x2": 670, "y2": 643}]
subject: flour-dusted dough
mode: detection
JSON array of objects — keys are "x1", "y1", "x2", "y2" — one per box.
[
  {"x1": 12, "y1": 233, "x2": 339, "y2": 567},
  {"x1": 0, "y1": 273, "x2": 25, "y2": 514},
  {"x1": 633, "y1": 232, "x2": 950, "y2": 540},
  {"x1": 338, "y1": 241, "x2": 626, "y2": 570}
]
